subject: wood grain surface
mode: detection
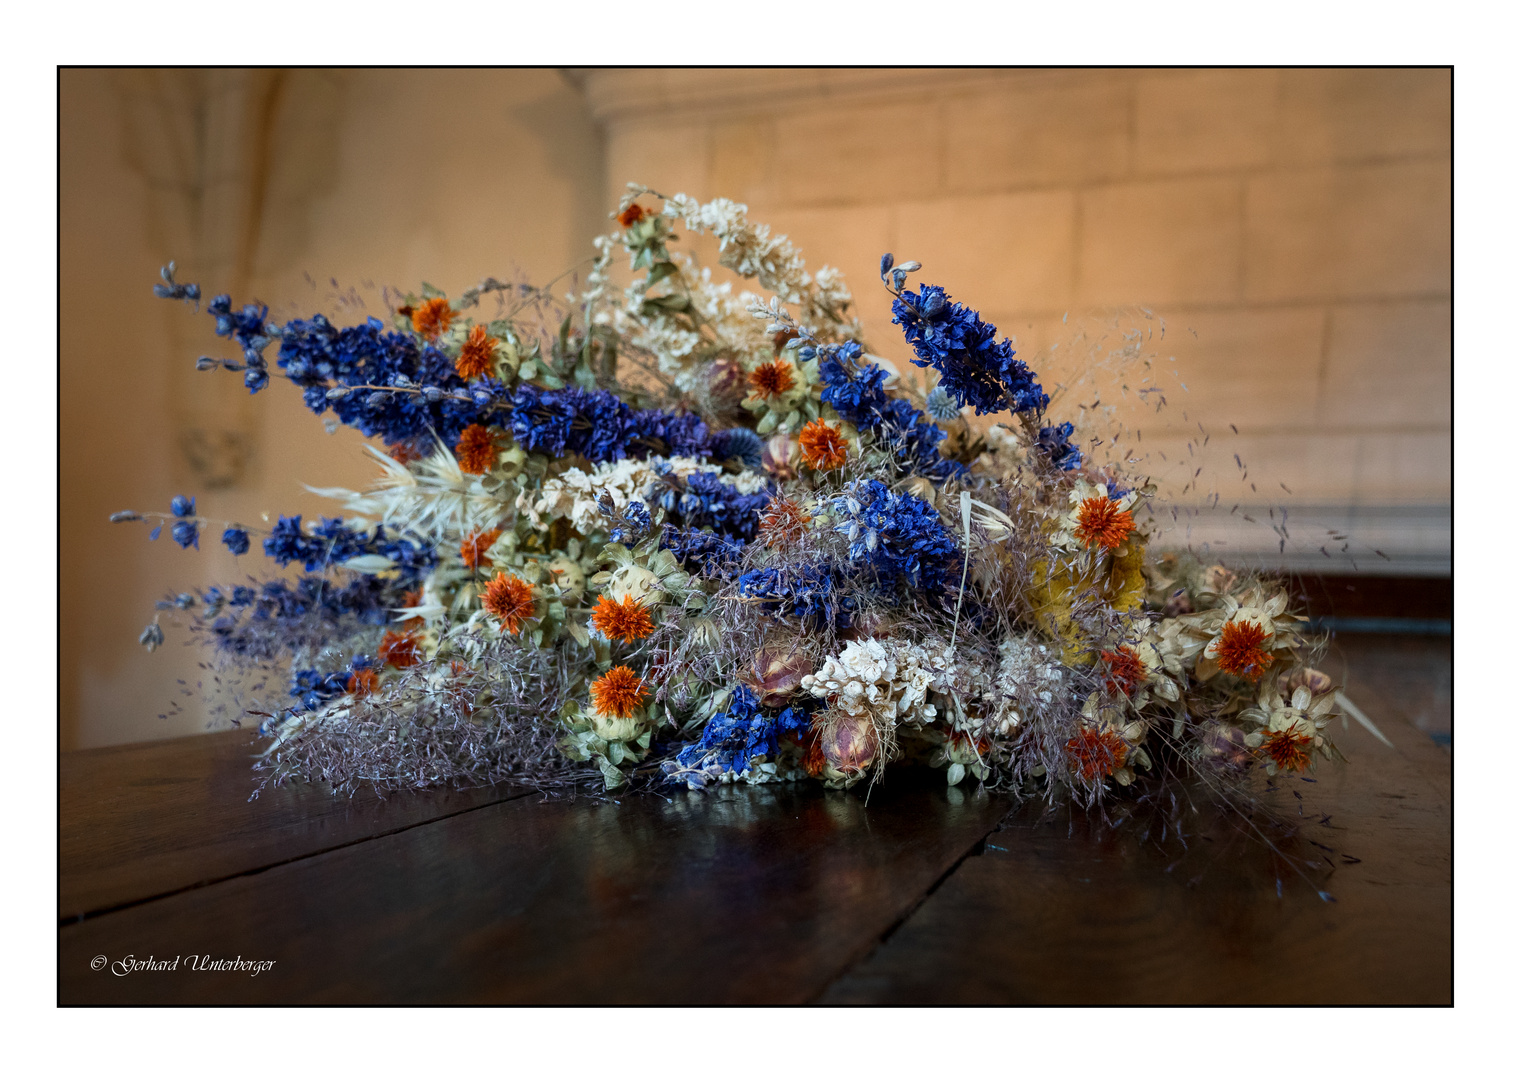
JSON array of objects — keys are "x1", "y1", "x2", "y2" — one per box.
[
  {"x1": 60, "y1": 730, "x2": 525, "y2": 921},
  {"x1": 820, "y1": 634, "x2": 1452, "y2": 1004},
  {"x1": 58, "y1": 633, "x2": 1451, "y2": 1004},
  {"x1": 60, "y1": 774, "x2": 1008, "y2": 1003}
]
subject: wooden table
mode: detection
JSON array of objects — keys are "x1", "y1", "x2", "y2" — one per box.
[{"x1": 59, "y1": 634, "x2": 1451, "y2": 1004}]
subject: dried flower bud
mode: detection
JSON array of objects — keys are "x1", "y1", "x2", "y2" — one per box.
[
  {"x1": 1285, "y1": 667, "x2": 1333, "y2": 695},
  {"x1": 820, "y1": 715, "x2": 878, "y2": 781},
  {"x1": 139, "y1": 622, "x2": 165, "y2": 652},
  {"x1": 763, "y1": 432, "x2": 798, "y2": 480},
  {"x1": 742, "y1": 636, "x2": 813, "y2": 707}
]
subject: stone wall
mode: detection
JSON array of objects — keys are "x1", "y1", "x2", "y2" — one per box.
[
  {"x1": 62, "y1": 69, "x2": 603, "y2": 747},
  {"x1": 581, "y1": 68, "x2": 1451, "y2": 574}
]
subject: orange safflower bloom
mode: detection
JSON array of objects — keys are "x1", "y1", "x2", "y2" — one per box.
[
  {"x1": 1213, "y1": 620, "x2": 1274, "y2": 681},
  {"x1": 378, "y1": 630, "x2": 422, "y2": 669},
  {"x1": 1066, "y1": 726, "x2": 1128, "y2": 781},
  {"x1": 455, "y1": 424, "x2": 498, "y2": 475},
  {"x1": 590, "y1": 665, "x2": 648, "y2": 718},
  {"x1": 1074, "y1": 495, "x2": 1136, "y2": 551},
  {"x1": 386, "y1": 441, "x2": 425, "y2": 464},
  {"x1": 748, "y1": 359, "x2": 795, "y2": 398},
  {"x1": 799, "y1": 419, "x2": 848, "y2": 471},
  {"x1": 460, "y1": 528, "x2": 502, "y2": 571},
  {"x1": 1259, "y1": 728, "x2": 1313, "y2": 773},
  {"x1": 1100, "y1": 645, "x2": 1146, "y2": 697},
  {"x1": 347, "y1": 667, "x2": 380, "y2": 697},
  {"x1": 411, "y1": 297, "x2": 453, "y2": 339},
  {"x1": 398, "y1": 589, "x2": 425, "y2": 631},
  {"x1": 591, "y1": 594, "x2": 657, "y2": 644},
  {"x1": 757, "y1": 495, "x2": 812, "y2": 550},
  {"x1": 801, "y1": 727, "x2": 827, "y2": 778},
  {"x1": 455, "y1": 324, "x2": 499, "y2": 381},
  {"x1": 481, "y1": 572, "x2": 536, "y2": 634},
  {"x1": 617, "y1": 203, "x2": 648, "y2": 228}
]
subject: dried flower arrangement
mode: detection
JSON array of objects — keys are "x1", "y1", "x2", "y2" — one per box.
[{"x1": 117, "y1": 184, "x2": 1352, "y2": 813}]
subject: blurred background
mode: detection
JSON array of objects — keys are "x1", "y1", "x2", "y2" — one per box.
[{"x1": 61, "y1": 67, "x2": 1451, "y2": 749}]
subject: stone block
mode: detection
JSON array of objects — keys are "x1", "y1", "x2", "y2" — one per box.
[
  {"x1": 1279, "y1": 68, "x2": 1451, "y2": 164},
  {"x1": 1318, "y1": 300, "x2": 1452, "y2": 427},
  {"x1": 943, "y1": 75, "x2": 1131, "y2": 192},
  {"x1": 1149, "y1": 306, "x2": 1328, "y2": 430},
  {"x1": 1135, "y1": 69, "x2": 1278, "y2": 175},
  {"x1": 1354, "y1": 431, "x2": 1452, "y2": 504},
  {"x1": 1079, "y1": 178, "x2": 1244, "y2": 306},
  {"x1": 606, "y1": 120, "x2": 709, "y2": 206},
  {"x1": 777, "y1": 100, "x2": 943, "y2": 206},
  {"x1": 709, "y1": 115, "x2": 778, "y2": 208},
  {"x1": 1245, "y1": 161, "x2": 1451, "y2": 302},
  {"x1": 895, "y1": 191, "x2": 1077, "y2": 312}
]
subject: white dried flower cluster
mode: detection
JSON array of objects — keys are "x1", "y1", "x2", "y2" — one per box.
[
  {"x1": 576, "y1": 234, "x2": 618, "y2": 313},
  {"x1": 521, "y1": 457, "x2": 767, "y2": 533},
  {"x1": 801, "y1": 638, "x2": 940, "y2": 727},
  {"x1": 616, "y1": 258, "x2": 778, "y2": 391},
  {"x1": 666, "y1": 194, "x2": 859, "y2": 340},
  {"x1": 992, "y1": 634, "x2": 1067, "y2": 734}
]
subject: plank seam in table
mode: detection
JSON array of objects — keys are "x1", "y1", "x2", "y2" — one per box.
[{"x1": 60, "y1": 787, "x2": 540, "y2": 927}]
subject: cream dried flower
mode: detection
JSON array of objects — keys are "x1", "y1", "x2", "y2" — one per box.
[
  {"x1": 1240, "y1": 681, "x2": 1339, "y2": 775},
  {"x1": 801, "y1": 638, "x2": 938, "y2": 728},
  {"x1": 1050, "y1": 479, "x2": 1144, "y2": 557},
  {"x1": 992, "y1": 634, "x2": 1067, "y2": 734}
]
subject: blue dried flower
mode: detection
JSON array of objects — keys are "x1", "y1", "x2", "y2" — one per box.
[
  {"x1": 816, "y1": 343, "x2": 967, "y2": 485},
  {"x1": 737, "y1": 563, "x2": 855, "y2": 630},
  {"x1": 660, "y1": 526, "x2": 745, "y2": 578},
  {"x1": 607, "y1": 499, "x2": 652, "y2": 545},
  {"x1": 651, "y1": 468, "x2": 770, "y2": 542},
  {"x1": 1037, "y1": 422, "x2": 1082, "y2": 471},
  {"x1": 171, "y1": 520, "x2": 199, "y2": 549},
  {"x1": 891, "y1": 284, "x2": 1048, "y2": 416},
  {"x1": 289, "y1": 668, "x2": 350, "y2": 713},
  {"x1": 924, "y1": 386, "x2": 959, "y2": 422},
  {"x1": 169, "y1": 494, "x2": 196, "y2": 518},
  {"x1": 831, "y1": 479, "x2": 959, "y2": 593},
  {"x1": 710, "y1": 427, "x2": 764, "y2": 469},
  {"x1": 221, "y1": 527, "x2": 250, "y2": 555},
  {"x1": 671, "y1": 686, "x2": 814, "y2": 779},
  {"x1": 262, "y1": 515, "x2": 436, "y2": 584}
]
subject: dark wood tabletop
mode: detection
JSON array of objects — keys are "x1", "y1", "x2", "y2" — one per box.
[{"x1": 59, "y1": 633, "x2": 1451, "y2": 1004}]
